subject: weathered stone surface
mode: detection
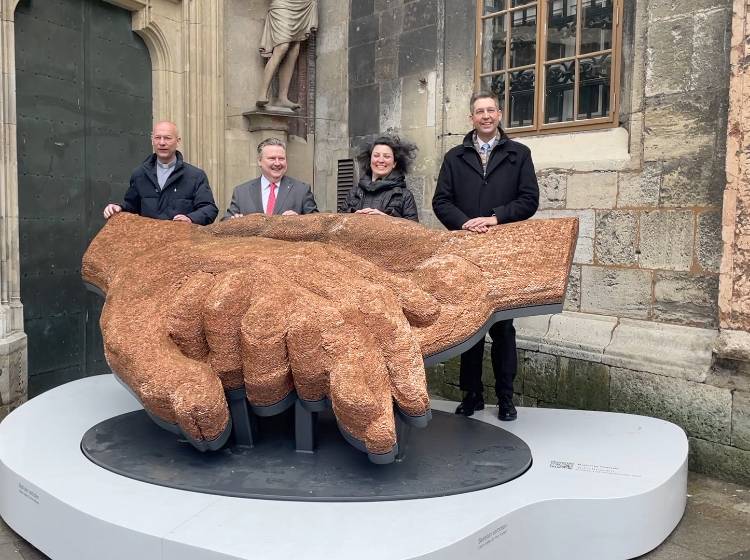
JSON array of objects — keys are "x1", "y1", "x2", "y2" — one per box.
[
  {"x1": 397, "y1": 24, "x2": 437, "y2": 76},
  {"x1": 540, "y1": 310, "x2": 618, "y2": 362},
  {"x1": 348, "y1": 84, "x2": 380, "y2": 137},
  {"x1": 351, "y1": 0, "x2": 375, "y2": 20},
  {"x1": 617, "y1": 162, "x2": 661, "y2": 207},
  {"x1": 522, "y1": 351, "x2": 558, "y2": 402},
  {"x1": 707, "y1": 357, "x2": 750, "y2": 393},
  {"x1": 378, "y1": 78, "x2": 401, "y2": 130},
  {"x1": 378, "y1": 8, "x2": 403, "y2": 38},
  {"x1": 374, "y1": 0, "x2": 398, "y2": 12},
  {"x1": 426, "y1": 358, "x2": 462, "y2": 401},
  {"x1": 649, "y1": 0, "x2": 728, "y2": 21},
  {"x1": 732, "y1": 391, "x2": 750, "y2": 451},
  {"x1": 557, "y1": 357, "x2": 610, "y2": 411},
  {"x1": 515, "y1": 314, "x2": 552, "y2": 352},
  {"x1": 595, "y1": 210, "x2": 638, "y2": 265},
  {"x1": 537, "y1": 172, "x2": 567, "y2": 210},
  {"x1": 660, "y1": 149, "x2": 724, "y2": 207},
  {"x1": 643, "y1": 93, "x2": 718, "y2": 161},
  {"x1": 403, "y1": 0, "x2": 436, "y2": 31},
  {"x1": 645, "y1": 16, "x2": 693, "y2": 96},
  {"x1": 690, "y1": 8, "x2": 732, "y2": 92},
  {"x1": 696, "y1": 211, "x2": 722, "y2": 272},
  {"x1": 566, "y1": 172, "x2": 618, "y2": 209},
  {"x1": 714, "y1": 329, "x2": 750, "y2": 362},
  {"x1": 639, "y1": 210, "x2": 694, "y2": 271},
  {"x1": 349, "y1": 15, "x2": 378, "y2": 48},
  {"x1": 563, "y1": 265, "x2": 581, "y2": 311},
  {"x1": 399, "y1": 72, "x2": 435, "y2": 129},
  {"x1": 534, "y1": 209, "x2": 595, "y2": 264},
  {"x1": 580, "y1": 266, "x2": 652, "y2": 319},
  {"x1": 0, "y1": 334, "x2": 26, "y2": 411},
  {"x1": 689, "y1": 437, "x2": 750, "y2": 486},
  {"x1": 610, "y1": 368, "x2": 732, "y2": 443},
  {"x1": 406, "y1": 174, "x2": 425, "y2": 210},
  {"x1": 654, "y1": 272, "x2": 719, "y2": 327},
  {"x1": 604, "y1": 319, "x2": 716, "y2": 382},
  {"x1": 348, "y1": 41, "x2": 376, "y2": 87}
]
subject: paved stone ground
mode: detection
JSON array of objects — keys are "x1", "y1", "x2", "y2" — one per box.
[{"x1": 0, "y1": 472, "x2": 747, "y2": 559}]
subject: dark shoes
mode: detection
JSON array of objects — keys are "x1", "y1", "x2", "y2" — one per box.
[
  {"x1": 497, "y1": 394, "x2": 517, "y2": 421},
  {"x1": 455, "y1": 391, "x2": 485, "y2": 416}
]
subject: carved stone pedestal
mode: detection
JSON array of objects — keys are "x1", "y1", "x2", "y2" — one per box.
[{"x1": 241, "y1": 109, "x2": 301, "y2": 179}]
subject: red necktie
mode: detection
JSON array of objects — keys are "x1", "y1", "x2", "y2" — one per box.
[{"x1": 267, "y1": 182, "x2": 277, "y2": 215}]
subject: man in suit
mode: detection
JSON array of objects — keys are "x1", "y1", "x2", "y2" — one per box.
[
  {"x1": 432, "y1": 91, "x2": 539, "y2": 422},
  {"x1": 224, "y1": 137, "x2": 318, "y2": 218},
  {"x1": 103, "y1": 120, "x2": 218, "y2": 225}
]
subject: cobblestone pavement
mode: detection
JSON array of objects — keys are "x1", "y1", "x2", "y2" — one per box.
[{"x1": 0, "y1": 472, "x2": 747, "y2": 559}]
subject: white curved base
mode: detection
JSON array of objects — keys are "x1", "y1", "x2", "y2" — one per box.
[{"x1": 0, "y1": 375, "x2": 687, "y2": 560}]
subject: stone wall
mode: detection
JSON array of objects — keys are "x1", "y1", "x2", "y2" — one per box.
[{"x1": 316, "y1": 0, "x2": 750, "y2": 483}]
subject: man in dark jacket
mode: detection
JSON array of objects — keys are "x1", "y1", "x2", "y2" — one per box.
[
  {"x1": 103, "y1": 121, "x2": 218, "y2": 225},
  {"x1": 432, "y1": 91, "x2": 539, "y2": 421}
]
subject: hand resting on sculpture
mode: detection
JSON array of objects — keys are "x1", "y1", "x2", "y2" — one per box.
[{"x1": 82, "y1": 213, "x2": 577, "y2": 456}]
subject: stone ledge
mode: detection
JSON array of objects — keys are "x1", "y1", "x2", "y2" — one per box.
[
  {"x1": 515, "y1": 127, "x2": 632, "y2": 171},
  {"x1": 714, "y1": 329, "x2": 750, "y2": 362},
  {"x1": 539, "y1": 311, "x2": 617, "y2": 363},
  {"x1": 516, "y1": 312, "x2": 716, "y2": 382},
  {"x1": 604, "y1": 319, "x2": 716, "y2": 382},
  {"x1": 688, "y1": 437, "x2": 750, "y2": 487}
]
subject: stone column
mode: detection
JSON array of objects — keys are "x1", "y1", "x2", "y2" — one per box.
[
  {"x1": 182, "y1": 0, "x2": 226, "y2": 203},
  {"x1": 242, "y1": 110, "x2": 292, "y2": 180},
  {"x1": 719, "y1": 0, "x2": 750, "y2": 336},
  {"x1": 113, "y1": 0, "x2": 227, "y2": 202},
  {"x1": 0, "y1": 0, "x2": 27, "y2": 419}
]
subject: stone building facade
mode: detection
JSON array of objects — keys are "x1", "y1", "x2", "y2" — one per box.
[
  {"x1": 313, "y1": 0, "x2": 750, "y2": 484},
  {"x1": 0, "y1": 0, "x2": 749, "y2": 484},
  {"x1": 0, "y1": 0, "x2": 317, "y2": 409}
]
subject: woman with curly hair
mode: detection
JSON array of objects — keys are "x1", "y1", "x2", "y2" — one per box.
[{"x1": 339, "y1": 136, "x2": 420, "y2": 222}]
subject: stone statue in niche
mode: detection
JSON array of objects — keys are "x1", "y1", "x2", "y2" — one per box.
[
  {"x1": 257, "y1": 0, "x2": 317, "y2": 110},
  {"x1": 82, "y1": 213, "x2": 577, "y2": 457}
]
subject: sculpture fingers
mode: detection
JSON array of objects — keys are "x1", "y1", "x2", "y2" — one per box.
[
  {"x1": 167, "y1": 271, "x2": 215, "y2": 361},
  {"x1": 345, "y1": 286, "x2": 429, "y2": 418},
  {"x1": 100, "y1": 290, "x2": 230, "y2": 450},
  {"x1": 238, "y1": 286, "x2": 297, "y2": 410},
  {"x1": 323, "y1": 320, "x2": 396, "y2": 457},
  {"x1": 202, "y1": 269, "x2": 267, "y2": 390}
]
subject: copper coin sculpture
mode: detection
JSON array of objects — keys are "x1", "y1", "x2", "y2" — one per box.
[{"x1": 82, "y1": 213, "x2": 577, "y2": 457}]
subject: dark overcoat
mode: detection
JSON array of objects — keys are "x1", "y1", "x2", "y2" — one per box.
[
  {"x1": 432, "y1": 130, "x2": 539, "y2": 231},
  {"x1": 121, "y1": 151, "x2": 218, "y2": 225}
]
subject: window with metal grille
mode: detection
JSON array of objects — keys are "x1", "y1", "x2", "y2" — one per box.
[
  {"x1": 336, "y1": 159, "x2": 355, "y2": 211},
  {"x1": 476, "y1": 0, "x2": 623, "y2": 135}
]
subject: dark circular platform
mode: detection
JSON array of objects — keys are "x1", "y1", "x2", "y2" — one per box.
[{"x1": 81, "y1": 408, "x2": 532, "y2": 502}]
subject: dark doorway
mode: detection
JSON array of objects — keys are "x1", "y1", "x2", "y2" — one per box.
[{"x1": 15, "y1": 0, "x2": 152, "y2": 396}]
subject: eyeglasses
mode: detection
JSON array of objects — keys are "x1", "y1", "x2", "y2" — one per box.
[{"x1": 473, "y1": 108, "x2": 499, "y2": 116}]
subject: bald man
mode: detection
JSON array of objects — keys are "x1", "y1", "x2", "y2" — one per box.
[{"x1": 103, "y1": 121, "x2": 218, "y2": 225}]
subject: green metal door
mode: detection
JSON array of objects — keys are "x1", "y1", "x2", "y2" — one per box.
[{"x1": 15, "y1": 0, "x2": 152, "y2": 395}]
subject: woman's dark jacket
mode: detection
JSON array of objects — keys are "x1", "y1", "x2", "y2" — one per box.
[
  {"x1": 121, "y1": 151, "x2": 219, "y2": 225},
  {"x1": 432, "y1": 130, "x2": 539, "y2": 231},
  {"x1": 338, "y1": 171, "x2": 419, "y2": 221}
]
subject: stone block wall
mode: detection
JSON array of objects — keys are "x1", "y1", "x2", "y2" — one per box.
[{"x1": 317, "y1": 0, "x2": 749, "y2": 482}]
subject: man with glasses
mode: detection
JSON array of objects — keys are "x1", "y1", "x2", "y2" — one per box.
[
  {"x1": 432, "y1": 91, "x2": 539, "y2": 421},
  {"x1": 103, "y1": 121, "x2": 218, "y2": 225}
]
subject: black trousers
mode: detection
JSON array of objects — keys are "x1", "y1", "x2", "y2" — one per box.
[{"x1": 459, "y1": 319, "x2": 516, "y2": 398}]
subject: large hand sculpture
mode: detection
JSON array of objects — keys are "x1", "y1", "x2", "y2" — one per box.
[{"x1": 82, "y1": 213, "x2": 577, "y2": 458}]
